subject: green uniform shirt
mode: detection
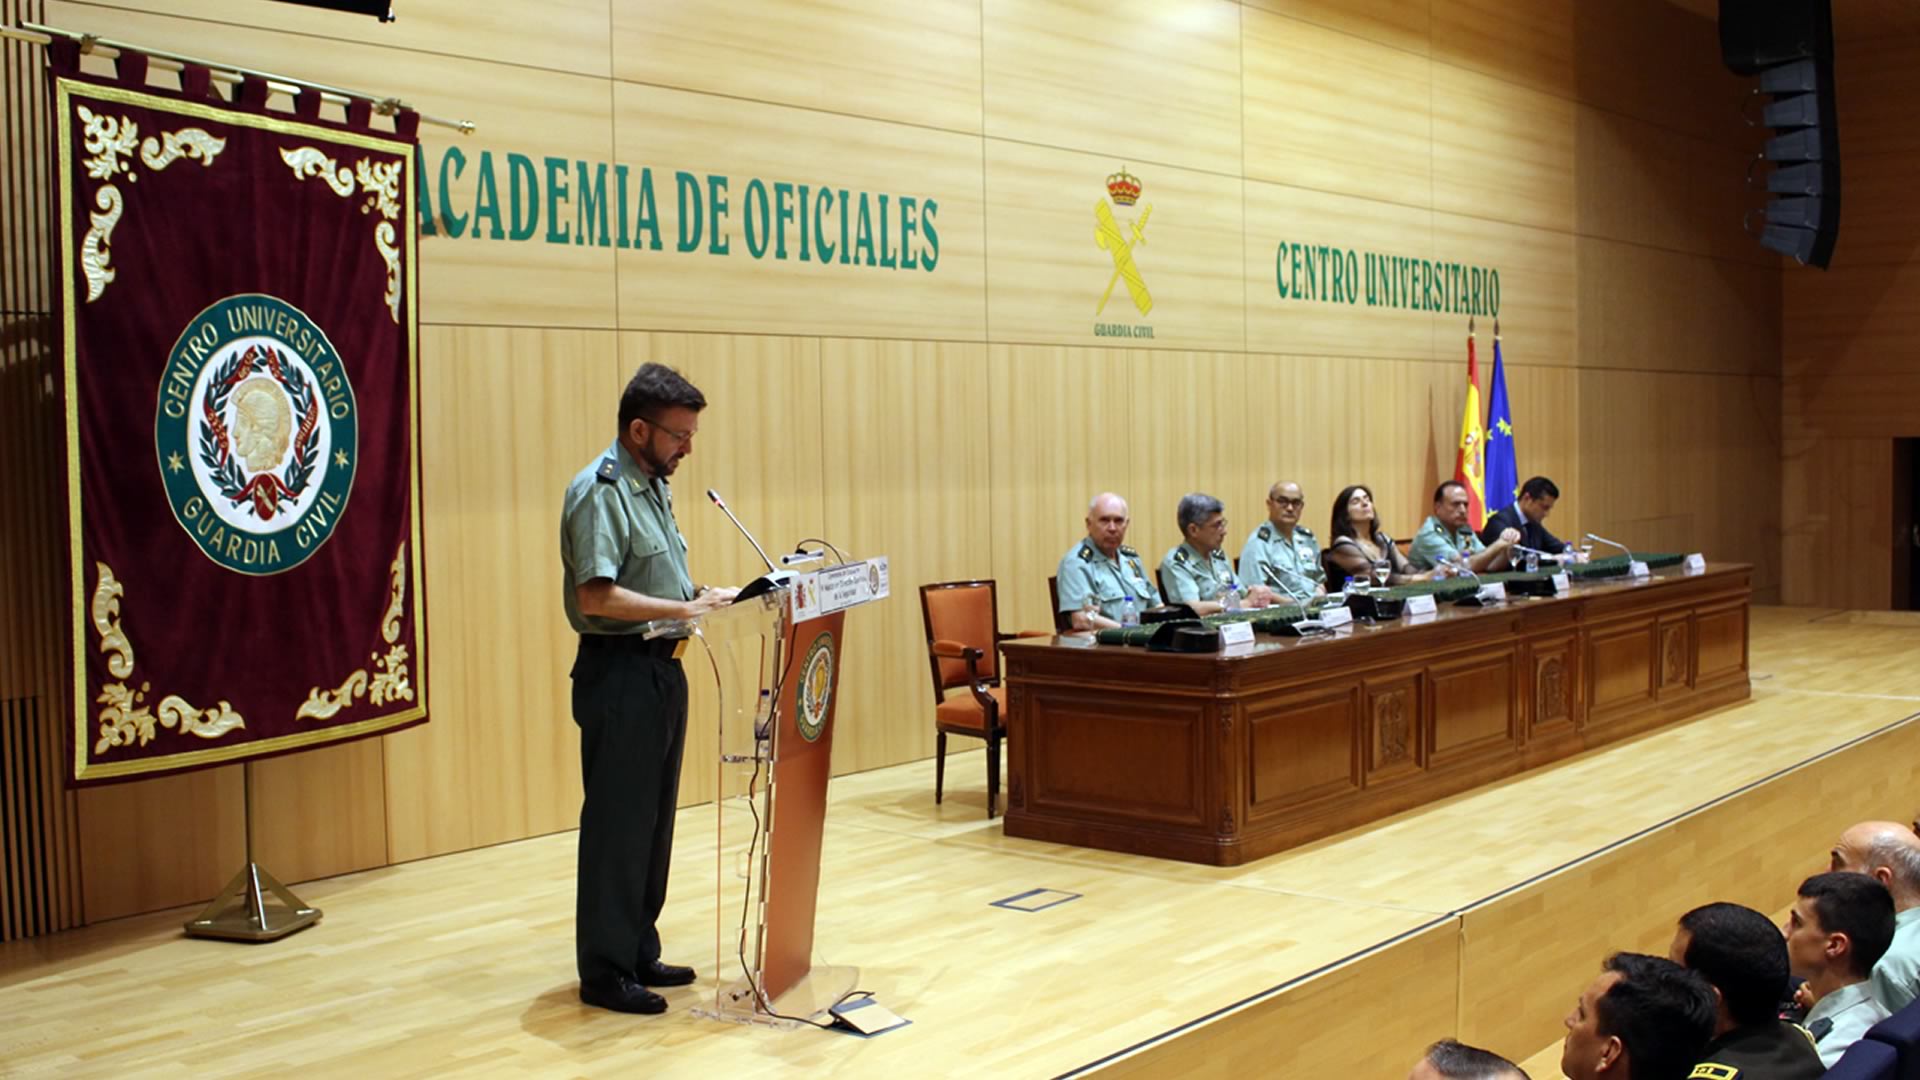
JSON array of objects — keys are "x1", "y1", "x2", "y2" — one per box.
[
  {"x1": 560, "y1": 439, "x2": 695, "y2": 635},
  {"x1": 1409, "y1": 514, "x2": 1485, "y2": 571},
  {"x1": 1238, "y1": 521, "x2": 1323, "y2": 599},
  {"x1": 1160, "y1": 541, "x2": 1244, "y2": 604},
  {"x1": 1056, "y1": 540, "x2": 1160, "y2": 621},
  {"x1": 1871, "y1": 906, "x2": 1920, "y2": 1012}
]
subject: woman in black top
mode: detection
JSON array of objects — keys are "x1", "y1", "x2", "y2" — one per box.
[{"x1": 1325, "y1": 484, "x2": 1431, "y2": 587}]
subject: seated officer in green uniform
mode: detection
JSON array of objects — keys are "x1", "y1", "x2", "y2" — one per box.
[
  {"x1": 561, "y1": 362, "x2": 737, "y2": 1016},
  {"x1": 1410, "y1": 480, "x2": 1522, "y2": 574},
  {"x1": 1160, "y1": 492, "x2": 1275, "y2": 616},
  {"x1": 1238, "y1": 481, "x2": 1325, "y2": 602},
  {"x1": 1056, "y1": 492, "x2": 1160, "y2": 631},
  {"x1": 1669, "y1": 902, "x2": 1824, "y2": 1080}
]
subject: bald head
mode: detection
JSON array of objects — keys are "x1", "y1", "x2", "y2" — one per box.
[
  {"x1": 1086, "y1": 493, "x2": 1131, "y2": 558},
  {"x1": 1832, "y1": 820, "x2": 1920, "y2": 908},
  {"x1": 1409, "y1": 1039, "x2": 1529, "y2": 1080},
  {"x1": 1265, "y1": 481, "x2": 1305, "y2": 531}
]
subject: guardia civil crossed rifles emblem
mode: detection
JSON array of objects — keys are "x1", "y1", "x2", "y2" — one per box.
[
  {"x1": 1093, "y1": 166, "x2": 1154, "y2": 340},
  {"x1": 52, "y1": 46, "x2": 427, "y2": 784}
]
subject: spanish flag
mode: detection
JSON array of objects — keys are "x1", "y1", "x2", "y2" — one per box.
[{"x1": 1454, "y1": 324, "x2": 1488, "y2": 530}]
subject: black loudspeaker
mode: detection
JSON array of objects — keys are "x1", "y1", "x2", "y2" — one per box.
[{"x1": 1720, "y1": 0, "x2": 1841, "y2": 268}]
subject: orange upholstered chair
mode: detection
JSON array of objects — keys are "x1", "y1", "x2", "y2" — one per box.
[{"x1": 920, "y1": 580, "x2": 1043, "y2": 817}]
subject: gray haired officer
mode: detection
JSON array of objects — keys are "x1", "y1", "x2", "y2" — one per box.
[{"x1": 1160, "y1": 492, "x2": 1274, "y2": 615}]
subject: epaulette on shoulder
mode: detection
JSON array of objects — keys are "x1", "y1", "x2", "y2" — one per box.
[
  {"x1": 594, "y1": 457, "x2": 620, "y2": 484},
  {"x1": 1077, "y1": 543, "x2": 1094, "y2": 561},
  {"x1": 1119, "y1": 545, "x2": 1138, "y2": 557},
  {"x1": 1173, "y1": 547, "x2": 1190, "y2": 564},
  {"x1": 1688, "y1": 1064, "x2": 1739, "y2": 1080},
  {"x1": 1297, "y1": 525, "x2": 1315, "y2": 537},
  {"x1": 1257, "y1": 523, "x2": 1273, "y2": 541}
]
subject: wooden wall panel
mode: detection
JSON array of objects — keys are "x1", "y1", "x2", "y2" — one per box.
[
  {"x1": 982, "y1": 0, "x2": 1243, "y2": 175},
  {"x1": 95, "y1": 0, "x2": 614, "y2": 77},
  {"x1": 1243, "y1": 0, "x2": 1429, "y2": 57},
  {"x1": 1818, "y1": 149, "x2": 1920, "y2": 269},
  {"x1": 818, "y1": 340, "x2": 992, "y2": 774},
  {"x1": 1431, "y1": 211, "x2": 1576, "y2": 366},
  {"x1": 1123, "y1": 352, "x2": 1254, "y2": 573},
  {"x1": 1574, "y1": 106, "x2": 1770, "y2": 267},
  {"x1": 1833, "y1": 37, "x2": 1920, "y2": 157},
  {"x1": 1577, "y1": 238, "x2": 1780, "y2": 377},
  {"x1": 1567, "y1": 0, "x2": 1740, "y2": 148},
  {"x1": 987, "y1": 345, "x2": 1141, "y2": 632},
  {"x1": 1784, "y1": 261, "x2": 1920, "y2": 376},
  {"x1": 76, "y1": 766, "x2": 244, "y2": 922},
  {"x1": 1429, "y1": 0, "x2": 1574, "y2": 100},
  {"x1": 612, "y1": 0, "x2": 981, "y2": 134},
  {"x1": 248, "y1": 740, "x2": 387, "y2": 886},
  {"x1": 50, "y1": 1, "x2": 623, "y2": 330},
  {"x1": 984, "y1": 140, "x2": 1244, "y2": 351},
  {"x1": 385, "y1": 327, "x2": 619, "y2": 862},
  {"x1": 1243, "y1": 183, "x2": 1435, "y2": 362},
  {"x1": 1578, "y1": 369, "x2": 1782, "y2": 595},
  {"x1": 609, "y1": 82, "x2": 986, "y2": 341},
  {"x1": 1781, "y1": 436, "x2": 1895, "y2": 609},
  {"x1": 1242, "y1": 10, "x2": 1432, "y2": 208},
  {"x1": 1431, "y1": 63, "x2": 1576, "y2": 235}
]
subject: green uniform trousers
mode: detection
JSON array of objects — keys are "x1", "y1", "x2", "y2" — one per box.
[{"x1": 572, "y1": 633, "x2": 688, "y2": 984}]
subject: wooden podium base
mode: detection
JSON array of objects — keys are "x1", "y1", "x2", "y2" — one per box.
[{"x1": 694, "y1": 963, "x2": 859, "y2": 1029}]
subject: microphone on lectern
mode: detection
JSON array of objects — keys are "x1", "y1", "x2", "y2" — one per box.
[
  {"x1": 707, "y1": 488, "x2": 778, "y2": 574},
  {"x1": 706, "y1": 489, "x2": 792, "y2": 601}
]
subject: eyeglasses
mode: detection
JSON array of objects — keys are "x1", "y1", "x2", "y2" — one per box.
[
  {"x1": 1271, "y1": 497, "x2": 1305, "y2": 509},
  {"x1": 641, "y1": 415, "x2": 696, "y2": 444}
]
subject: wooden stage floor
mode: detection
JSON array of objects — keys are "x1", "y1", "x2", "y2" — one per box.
[{"x1": 4, "y1": 606, "x2": 1919, "y2": 1078}]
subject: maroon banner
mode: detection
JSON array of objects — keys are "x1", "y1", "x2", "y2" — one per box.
[{"x1": 53, "y1": 54, "x2": 427, "y2": 783}]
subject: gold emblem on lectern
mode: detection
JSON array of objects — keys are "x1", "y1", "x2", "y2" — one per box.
[{"x1": 796, "y1": 632, "x2": 834, "y2": 742}]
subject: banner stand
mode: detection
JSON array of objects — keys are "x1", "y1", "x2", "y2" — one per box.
[{"x1": 184, "y1": 763, "x2": 321, "y2": 942}]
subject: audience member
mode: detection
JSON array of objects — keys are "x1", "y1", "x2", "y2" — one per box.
[
  {"x1": 1783, "y1": 872, "x2": 1895, "y2": 1067},
  {"x1": 1408, "y1": 1038, "x2": 1530, "y2": 1080},
  {"x1": 1667, "y1": 902, "x2": 1822, "y2": 1079},
  {"x1": 1829, "y1": 820, "x2": 1920, "y2": 1011},
  {"x1": 1560, "y1": 952, "x2": 1716, "y2": 1080}
]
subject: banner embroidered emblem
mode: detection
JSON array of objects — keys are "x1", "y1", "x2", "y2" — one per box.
[
  {"x1": 157, "y1": 295, "x2": 357, "y2": 575},
  {"x1": 797, "y1": 632, "x2": 835, "y2": 742}
]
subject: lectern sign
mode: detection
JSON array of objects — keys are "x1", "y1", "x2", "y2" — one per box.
[
  {"x1": 792, "y1": 556, "x2": 890, "y2": 621},
  {"x1": 51, "y1": 51, "x2": 428, "y2": 783}
]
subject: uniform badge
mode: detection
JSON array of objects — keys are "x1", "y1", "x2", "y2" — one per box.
[
  {"x1": 156, "y1": 294, "x2": 356, "y2": 575},
  {"x1": 1688, "y1": 1065, "x2": 1738, "y2": 1080}
]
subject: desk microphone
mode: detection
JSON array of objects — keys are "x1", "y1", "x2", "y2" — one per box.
[
  {"x1": 1585, "y1": 533, "x2": 1633, "y2": 562},
  {"x1": 780, "y1": 549, "x2": 827, "y2": 567},
  {"x1": 707, "y1": 488, "x2": 777, "y2": 574}
]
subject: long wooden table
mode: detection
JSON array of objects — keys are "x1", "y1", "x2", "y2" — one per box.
[{"x1": 1000, "y1": 563, "x2": 1751, "y2": 865}]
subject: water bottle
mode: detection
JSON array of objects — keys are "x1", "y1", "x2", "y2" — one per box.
[
  {"x1": 1120, "y1": 594, "x2": 1139, "y2": 627},
  {"x1": 1223, "y1": 581, "x2": 1242, "y2": 612}
]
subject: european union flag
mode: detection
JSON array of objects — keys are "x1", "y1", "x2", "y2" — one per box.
[{"x1": 1485, "y1": 336, "x2": 1518, "y2": 514}]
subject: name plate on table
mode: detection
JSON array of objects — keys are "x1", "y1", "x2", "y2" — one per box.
[
  {"x1": 1477, "y1": 583, "x2": 1506, "y2": 604},
  {"x1": 1218, "y1": 621, "x2": 1255, "y2": 647},
  {"x1": 1552, "y1": 572, "x2": 1571, "y2": 595},
  {"x1": 1404, "y1": 594, "x2": 1437, "y2": 616},
  {"x1": 1683, "y1": 553, "x2": 1706, "y2": 574},
  {"x1": 1319, "y1": 606, "x2": 1354, "y2": 629},
  {"x1": 792, "y1": 556, "x2": 891, "y2": 621},
  {"x1": 1628, "y1": 560, "x2": 1651, "y2": 579}
]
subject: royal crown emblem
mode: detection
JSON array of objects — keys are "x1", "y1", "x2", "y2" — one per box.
[{"x1": 1106, "y1": 166, "x2": 1141, "y2": 207}]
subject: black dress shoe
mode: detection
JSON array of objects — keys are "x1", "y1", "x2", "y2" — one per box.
[
  {"x1": 636, "y1": 959, "x2": 696, "y2": 987},
  {"x1": 579, "y1": 975, "x2": 668, "y2": 1015}
]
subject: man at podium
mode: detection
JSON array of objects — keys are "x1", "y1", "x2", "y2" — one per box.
[{"x1": 560, "y1": 362, "x2": 736, "y2": 1015}]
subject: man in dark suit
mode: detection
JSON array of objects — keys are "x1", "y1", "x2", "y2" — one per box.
[{"x1": 1479, "y1": 475, "x2": 1565, "y2": 555}]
